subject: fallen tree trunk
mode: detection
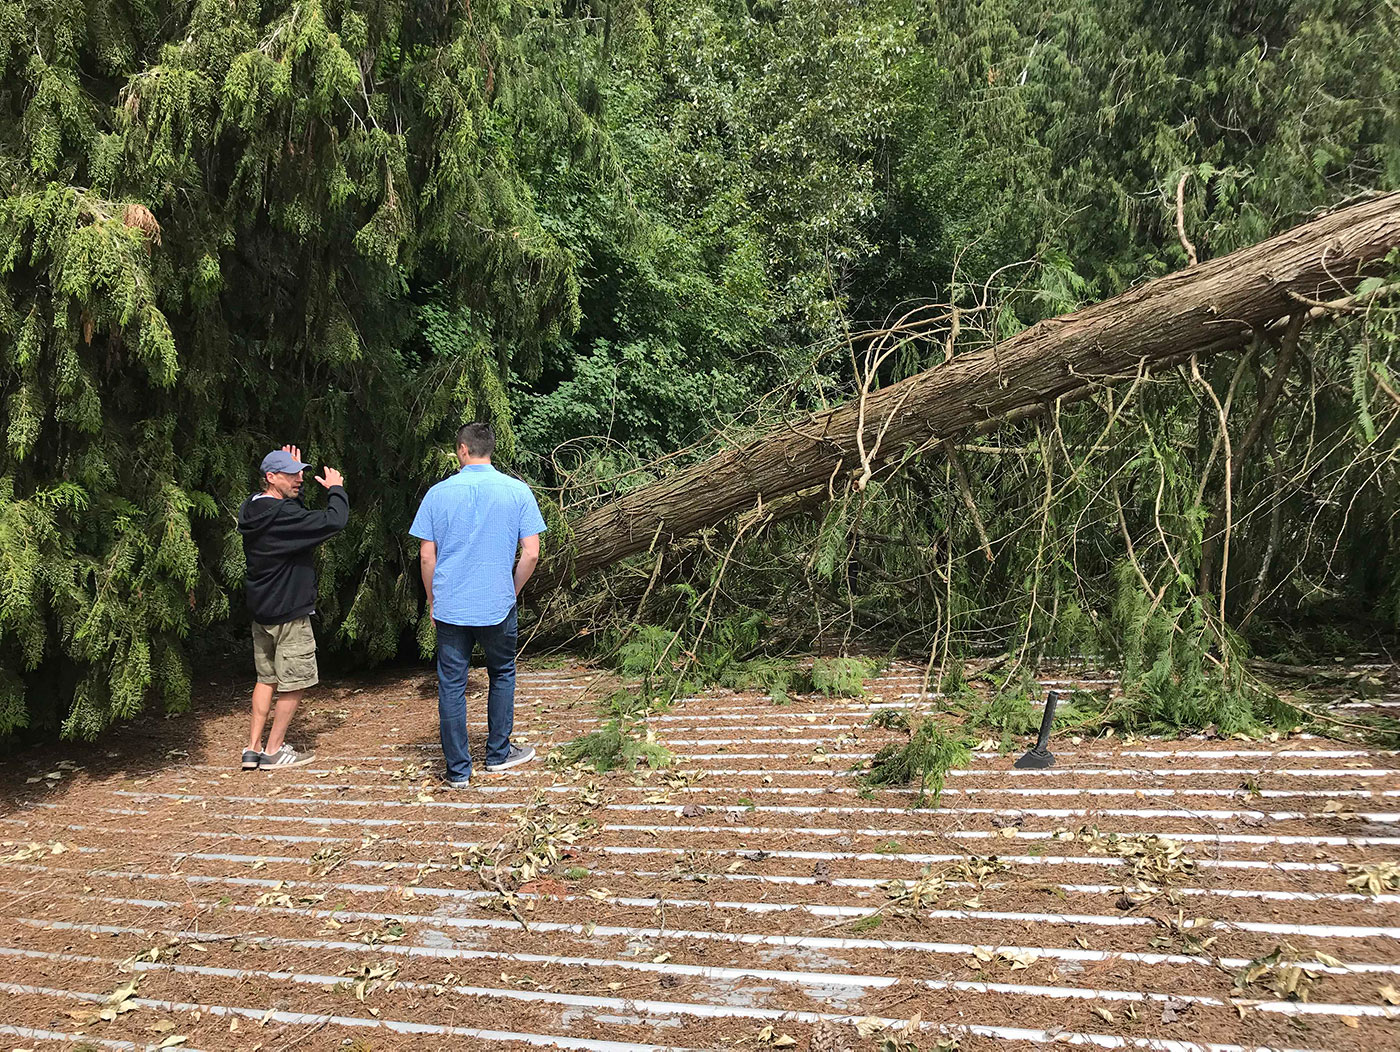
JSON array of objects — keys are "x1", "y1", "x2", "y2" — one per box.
[{"x1": 532, "y1": 192, "x2": 1400, "y2": 595}]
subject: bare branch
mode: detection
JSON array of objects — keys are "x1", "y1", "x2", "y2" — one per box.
[{"x1": 1176, "y1": 171, "x2": 1198, "y2": 267}]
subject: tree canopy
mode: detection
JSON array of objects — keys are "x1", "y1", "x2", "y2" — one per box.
[{"x1": 2, "y1": 0, "x2": 1398, "y2": 740}]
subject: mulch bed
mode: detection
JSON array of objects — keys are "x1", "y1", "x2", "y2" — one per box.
[{"x1": 2, "y1": 661, "x2": 1398, "y2": 1051}]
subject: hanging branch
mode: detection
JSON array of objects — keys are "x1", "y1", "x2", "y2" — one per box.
[
  {"x1": 527, "y1": 192, "x2": 1400, "y2": 597},
  {"x1": 945, "y1": 442, "x2": 994, "y2": 562},
  {"x1": 1176, "y1": 171, "x2": 1199, "y2": 266}
]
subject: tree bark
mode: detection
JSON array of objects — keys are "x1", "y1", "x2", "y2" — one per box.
[{"x1": 531, "y1": 192, "x2": 1400, "y2": 595}]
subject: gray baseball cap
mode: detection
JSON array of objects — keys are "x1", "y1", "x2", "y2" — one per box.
[{"x1": 260, "y1": 450, "x2": 311, "y2": 475}]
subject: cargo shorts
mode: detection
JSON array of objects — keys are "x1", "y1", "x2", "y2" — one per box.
[{"x1": 251, "y1": 616, "x2": 319, "y2": 692}]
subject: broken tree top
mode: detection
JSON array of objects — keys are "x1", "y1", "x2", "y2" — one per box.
[{"x1": 532, "y1": 192, "x2": 1400, "y2": 594}]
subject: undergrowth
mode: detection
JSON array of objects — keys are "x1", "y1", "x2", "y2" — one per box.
[
  {"x1": 556, "y1": 688, "x2": 675, "y2": 772},
  {"x1": 1102, "y1": 572, "x2": 1301, "y2": 737},
  {"x1": 615, "y1": 626, "x2": 680, "y2": 691},
  {"x1": 576, "y1": 572, "x2": 1357, "y2": 802},
  {"x1": 950, "y1": 581, "x2": 1312, "y2": 743},
  {"x1": 939, "y1": 658, "x2": 967, "y2": 695},
  {"x1": 606, "y1": 619, "x2": 890, "y2": 705},
  {"x1": 859, "y1": 719, "x2": 970, "y2": 807},
  {"x1": 866, "y1": 708, "x2": 911, "y2": 731},
  {"x1": 718, "y1": 657, "x2": 798, "y2": 704},
  {"x1": 810, "y1": 656, "x2": 878, "y2": 697},
  {"x1": 970, "y1": 688, "x2": 1041, "y2": 737}
]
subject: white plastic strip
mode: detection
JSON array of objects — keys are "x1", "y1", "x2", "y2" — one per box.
[
  {"x1": 0, "y1": 1022, "x2": 200, "y2": 1051},
  {"x1": 107, "y1": 787, "x2": 1400, "y2": 831},
  {"x1": 3, "y1": 819, "x2": 1362, "y2": 875},
  {"x1": 239, "y1": 752, "x2": 1400, "y2": 772},
  {"x1": 632, "y1": 737, "x2": 1342, "y2": 752},
  {"x1": 939, "y1": 829, "x2": 1400, "y2": 846},
  {"x1": 0, "y1": 981, "x2": 692, "y2": 1051},
  {"x1": 952, "y1": 767, "x2": 1400, "y2": 778},
  {"x1": 594, "y1": 867, "x2": 1399, "y2": 905},
  {"x1": 54, "y1": 864, "x2": 1400, "y2": 940},
  {"x1": 166, "y1": 777, "x2": 1396, "y2": 801},
  {"x1": 585, "y1": 804, "x2": 1400, "y2": 822},
  {"x1": 0, "y1": 946, "x2": 923, "y2": 1029},
  {"x1": 216, "y1": 743, "x2": 1397, "y2": 761},
  {"x1": 798, "y1": 824, "x2": 1400, "y2": 847},
  {"x1": 645, "y1": 736, "x2": 866, "y2": 745},
  {"x1": 356, "y1": 760, "x2": 1400, "y2": 777},
  {"x1": 164, "y1": 852, "x2": 1400, "y2": 906},
  {"x1": 7, "y1": 888, "x2": 1399, "y2": 978},
  {"x1": 0, "y1": 972, "x2": 1339, "y2": 1052},
  {"x1": 617, "y1": 751, "x2": 878, "y2": 761},
  {"x1": 45, "y1": 800, "x2": 1400, "y2": 847},
  {"x1": 305, "y1": 750, "x2": 1391, "y2": 767},
  {"x1": 135, "y1": 786, "x2": 1394, "y2": 822},
  {"x1": 593, "y1": 845, "x2": 1351, "y2": 874},
  {"x1": 0, "y1": 840, "x2": 1387, "y2": 904},
  {"x1": 18, "y1": 916, "x2": 1395, "y2": 1021}
]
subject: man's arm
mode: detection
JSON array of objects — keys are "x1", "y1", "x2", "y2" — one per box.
[
  {"x1": 420, "y1": 540, "x2": 438, "y2": 617},
  {"x1": 259, "y1": 468, "x2": 349, "y2": 554},
  {"x1": 514, "y1": 533, "x2": 540, "y2": 596}
]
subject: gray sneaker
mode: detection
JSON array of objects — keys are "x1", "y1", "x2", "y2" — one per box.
[
  {"x1": 241, "y1": 749, "x2": 260, "y2": 771},
  {"x1": 259, "y1": 745, "x2": 315, "y2": 769},
  {"x1": 485, "y1": 744, "x2": 535, "y2": 773},
  {"x1": 442, "y1": 776, "x2": 472, "y2": 789}
]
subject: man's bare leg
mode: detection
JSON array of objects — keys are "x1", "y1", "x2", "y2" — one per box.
[
  {"x1": 248, "y1": 682, "x2": 275, "y2": 752},
  {"x1": 264, "y1": 689, "x2": 304, "y2": 755}
]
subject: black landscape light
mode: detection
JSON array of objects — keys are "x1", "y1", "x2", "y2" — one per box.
[{"x1": 1014, "y1": 689, "x2": 1062, "y2": 769}]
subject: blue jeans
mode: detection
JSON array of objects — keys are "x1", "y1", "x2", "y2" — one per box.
[{"x1": 434, "y1": 606, "x2": 517, "y2": 781}]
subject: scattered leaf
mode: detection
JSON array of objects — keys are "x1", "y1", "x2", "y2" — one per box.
[
  {"x1": 1160, "y1": 997, "x2": 1189, "y2": 1024},
  {"x1": 107, "y1": 978, "x2": 140, "y2": 1005},
  {"x1": 1345, "y1": 862, "x2": 1400, "y2": 896},
  {"x1": 854, "y1": 1017, "x2": 888, "y2": 1038}
]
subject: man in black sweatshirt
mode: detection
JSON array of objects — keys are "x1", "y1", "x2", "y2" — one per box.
[{"x1": 235, "y1": 445, "x2": 349, "y2": 769}]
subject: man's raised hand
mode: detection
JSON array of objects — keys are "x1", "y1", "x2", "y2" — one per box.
[
  {"x1": 281, "y1": 444, "x2": 303, "y2": 464},
  {"x1": 316, "y1": 466, "x2": 345, "y2": 489}
]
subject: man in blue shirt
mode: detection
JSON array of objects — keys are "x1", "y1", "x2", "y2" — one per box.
[{"x1": 410, "y1": 423, "x2": 547, "y2": 785}]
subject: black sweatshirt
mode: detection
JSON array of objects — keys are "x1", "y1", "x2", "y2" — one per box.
[{"x1": 236, "y1": 486, "x2": 349, "y2": 625}]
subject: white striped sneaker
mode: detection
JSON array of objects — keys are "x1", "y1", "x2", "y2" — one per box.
[
  {"x1": 259, "y1": 745, "x2": 315, "y2": 768},
  {"x1": 485, "y1": 744, "x2": 535, "y2": 772}
]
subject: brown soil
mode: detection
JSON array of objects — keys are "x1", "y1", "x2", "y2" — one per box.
[{"x1": 2, "y1": 662, "x2": 1398, "y2": 1051}]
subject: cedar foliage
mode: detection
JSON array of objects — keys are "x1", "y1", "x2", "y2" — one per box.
[
  {"x1": 3, "y1": 0, "x2": 1399, "y2": 740},
  {"x1": 1, "y1": 0, "x2": 597, "y2": 737}
]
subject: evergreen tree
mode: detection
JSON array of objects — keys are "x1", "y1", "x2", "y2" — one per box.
[{"x1": 2, "y1": 0, "x2": 1397, "y2": 741}]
